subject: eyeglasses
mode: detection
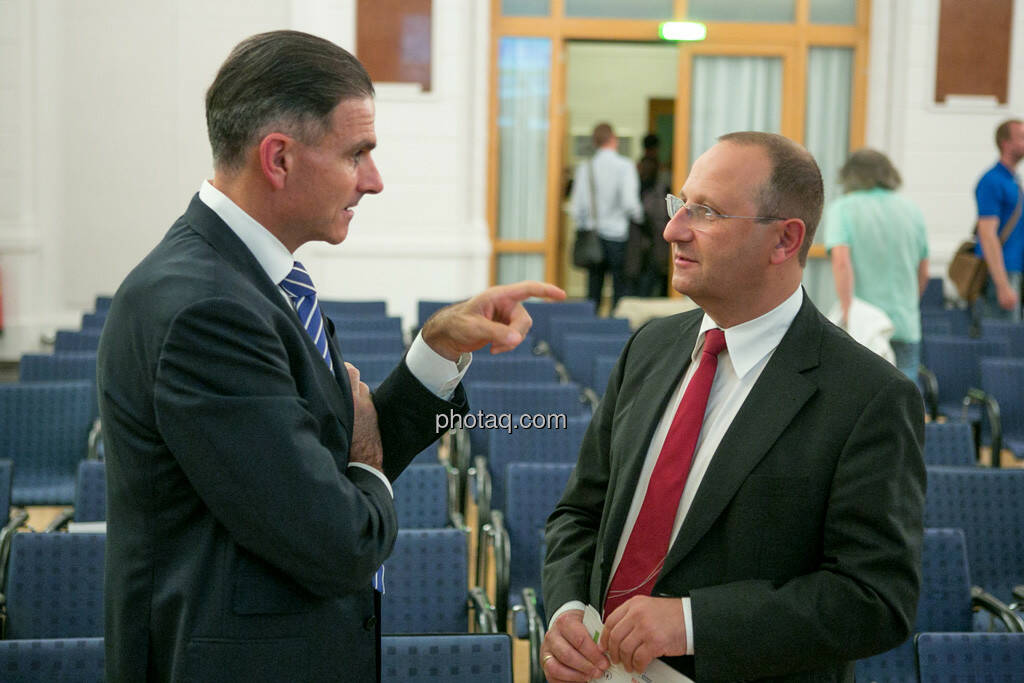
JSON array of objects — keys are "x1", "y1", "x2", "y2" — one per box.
[{"x1": 665, "y1": 193, "x2": 786, "y2": 228}]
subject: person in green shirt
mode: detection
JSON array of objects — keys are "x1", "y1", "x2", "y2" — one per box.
[{"x1": 823, "y1": 149, "x2": 930, "y2": 379}]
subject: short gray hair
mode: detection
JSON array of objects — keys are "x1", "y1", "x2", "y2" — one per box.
[
  {"x1": 206, "y1": 30, "x2": 375, "y2": 171},
  {"x1": 839, "y1": 148, "x2": 902, "y2": 193}
]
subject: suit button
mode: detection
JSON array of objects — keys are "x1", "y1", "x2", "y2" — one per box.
[{"x1": 363, "y1": 616, "x2": 377, "y2": 631}]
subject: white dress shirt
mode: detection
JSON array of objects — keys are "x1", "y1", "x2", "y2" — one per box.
[
  {"x1": 570, "y1": 147, "x2": 643, "y2": 241},
  {"x1": 550, "y1": 286, "x2": 804, "y2": 655},
  {"x1": 198, "y1": 180, "x2": 470, "y2": 495}
]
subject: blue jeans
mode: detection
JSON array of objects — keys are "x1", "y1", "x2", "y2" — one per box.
[
  {"x1": 973, "y1": 271, "x2": 1023, "y2": 323},
  {"x1": 890, "y1": 340, "x2": 921, "y2": 381},
  {"x1": 587, "y1": 238, "x2": 628, "y2": 312}
]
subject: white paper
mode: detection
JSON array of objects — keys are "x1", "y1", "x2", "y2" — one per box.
[{"x1": 582, "y1": 605, "x2": 693, "y2": 683}]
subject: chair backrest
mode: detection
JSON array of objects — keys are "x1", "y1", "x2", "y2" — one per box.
[
  {"x1": 411, "y1": 441, "x2": 440, "y2": 465},
  {"x1": 343, "y1": 353, "x2": 401, "y2": 387},
  {"x1": 54, "y1": 331, "x2": 102, "y2": 353},
  {"x1": 333, "y1": 315, "x2": 403, "y2": 337},
  {"x1": 980, "y1": 357, "x2": 1024, "y2": 439},
  {"x1": 463, "y1": 382, "x2": 587, "y2": 457},
  {"x1": 0, "y1": 459, "x2": 12, "y2": 525},
  {"x1": 485, "y1": 415, "x2": 589, "y2": 513},
  {"x1": 319, "y1": 300, "x2": 388, "y2": 318},
  {"x1": 75, "y1": 461, "x2": 106, "y2": 523},
  {"x1": 920, "y1": 308, "x2": 972, "y2": 338},
  {"x1": 916, "y1": 632, "x2": 1024, "y2": 683},
  {"x1": 19, "y1": 352, "x2": 98, "y2": 383},
  {"x1": 979, "y1": 319, "x2": 1024, "y2": 357},
  {"x1": 93, "y1": 296, "x2": 113, "y2": 312},
  {"x1": 0, "y1": 637, "x2": 105, "y2": 683},
  {"x1": 921, "y1": 336, "x2": 1011, "y2": 409},
  {"x1": 0, "y1": 381, "x2": 96, "y2": 506},
  {"x1": 924, "y1": 466, "x2": 1024, "y2": 601},
  {"x1": 923, "y1": 422, "x2": 975, "y2": 466},
  {"x1": 4, "y1": 532, "x2": 105, "y2": 639},
  {"x1": 549, "y1": 317, "x2": 631, "y2": 360},
  {"x1": 336, "y1": 333, "x2": 405, "y2": 356},
  {"x1": 505, "y1": 463, "x2": 575, "y2": 602},
  {"x1": 559, "y1": 333, "x2": 630, "y2": 390},
  {"x1": 920, "y1": 316, "x2": 953, "y2": 337},
  {"x1": 855, "y1": 528, "x2": 974, "y2": 683},
  {"x1": 465, "y1": 356, "x2": 559, "y2": 384},
  {"x1": 524, "y1": 300, "x2": 595, "y2": 346},
  {"x1": 80, "y1": 312, "x2": 107, "y2": 330},
  {"x1": 417, "y1": 300, "x2": 453, "y2": 328},
  {"x1": 592, "y1": 355, "x2": 619, "y2": 396},
  {"x1": 381, "y1": 633, "x2": 512, "y2": 683},
  {"x1": 393, "y1": 464, "x2": 448, "y2": 529},
  {"x1": 381, "y1": 528, "x2": 468, "y2": 633},
  {"x1": 919, "y1": 278, "x2": 945, "y2": 309}
]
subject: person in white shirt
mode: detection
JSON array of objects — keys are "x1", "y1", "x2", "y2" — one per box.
[
  {"x1": 571, "y1": 122, "x2": 643, "y2": 311},
  {"x1": 542, "y1": 132, "x2": 925, "y2": 682}
]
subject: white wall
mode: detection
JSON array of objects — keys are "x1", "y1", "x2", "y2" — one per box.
[
  {"x1": 867, "y1": 0, "x2": 1024, "y2": 290},
  {"x1": 0, "y1": 0, "x2": 491, "y2": 358}
]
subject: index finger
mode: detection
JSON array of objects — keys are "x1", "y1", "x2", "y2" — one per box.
[{"x1": 492, "y1": 280, "x2": 566, "y2": 303}]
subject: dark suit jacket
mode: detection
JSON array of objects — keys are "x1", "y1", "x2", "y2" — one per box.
[
  {"x1": 97, "y1": 196, "x2": 467, "y2": 682},
  {"x1": 543, "y1": 295, "x2": 926, "y2": 682}
]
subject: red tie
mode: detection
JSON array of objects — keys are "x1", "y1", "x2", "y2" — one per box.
[{"x1": 603, "y1": 328, "x2": 727, "y2": 619}]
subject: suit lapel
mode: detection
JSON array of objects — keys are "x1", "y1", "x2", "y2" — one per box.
[
  {"x1": 182, "y1": 195, "x2": 353, "y2": 424},
  {"x1": 659, "y1": 296, "x2": 822, "y2": 577}
]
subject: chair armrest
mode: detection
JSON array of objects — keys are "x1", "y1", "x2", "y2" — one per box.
[
  {"x1": 87, "y1": 418, "x2": 103, "y2": 460},
  {"x1": 521, "y1": 587, "x2": 547, "y2": 683},
  {"x1": 486, "y1": 510, "x2": 511, "y2": 633},
  {"x1": 917, "y1": 365, "x2": 938, "y2": 420},
  {"x1": 473, "y1": 455, "x2": 492, "y2": 588},
  {"x1": 971, "y1": 585, "x2": 1024, "y2": 631},
  {"x1": 0, "y1": 509, "x2": 28, "y2": 607},
  {"x1": 1010, "y1": 585, "x2": 1024, "y2": 612},
  {"x1": 44, "y1": 509, "x2": 74, "y2": 533},
  {"x1": 964, "y1": 388, "x2": 1001, "y2": 464},
  {"x1": 552, "y1": 358, "x2": 571, "y2": 384},
  {"x1": 582, "y1": 387, "x2": 600, "y2": 412},
  {"x1": 441, "y1": 462, "x2": 466, "y2": 531},
  {"x1": 468, "y1": 586, "x2": 499, "y2": 633},
  {"x1": 451, "y1": 427, "x2": 471, "y2": 516}
]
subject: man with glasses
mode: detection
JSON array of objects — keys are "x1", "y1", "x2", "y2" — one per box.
[{"x1": 542, "y1": 132, "x2": 925, "y2": 682}]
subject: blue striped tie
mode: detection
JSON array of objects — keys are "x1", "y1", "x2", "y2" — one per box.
[
  {"x1": 281, "y1": 261, "x2": 385, "y2": 593},
  {"x1": 280, "y1": 261, "x2": 334, "y2": 374}
]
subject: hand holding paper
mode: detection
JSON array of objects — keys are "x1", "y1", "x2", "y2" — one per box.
[{"x1": 585, "y1": 604, "x2": 692, "y2": 683}]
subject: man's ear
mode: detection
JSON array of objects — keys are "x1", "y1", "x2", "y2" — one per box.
[
  {"x1": 258, "y1": 133, "x2": 293, "y2": 190},
  {"x1": 769, "y1": 218, "x2": 806, "y2": 265}
]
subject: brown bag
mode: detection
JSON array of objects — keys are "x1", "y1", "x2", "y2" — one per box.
[{"x1": 948, "y1": 189, "x2": 1022, "y2": 302}]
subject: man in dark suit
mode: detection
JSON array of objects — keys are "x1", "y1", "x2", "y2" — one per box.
[
  {"x1": 97, "y1": 31, "x2": 562, "y2": 682},
  {"x1": 541, "y1": 132, "x2": 925, "y2": 682}
]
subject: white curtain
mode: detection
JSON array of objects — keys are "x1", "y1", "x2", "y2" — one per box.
[
  {"x1": 805, "y1": 47, "x2": 854, "y2": 207},
  {"x1": 497, "y1": 37, "x2": 551, "y2": 284},
  {"x1": 689, "y1": 56, "x2": 783, "y2": 167}
]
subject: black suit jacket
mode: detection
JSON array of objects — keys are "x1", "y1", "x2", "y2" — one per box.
[
  {"x1": 544, "y1": 295, "x2": 926, "y2": 682},
  {"x1": 97, "y1": 196, "x2": 467, "y2": 682}
]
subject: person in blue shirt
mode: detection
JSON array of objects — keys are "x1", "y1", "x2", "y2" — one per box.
[{"x1": 975, "y1": 119, "x2": 1024, "y2": 321}]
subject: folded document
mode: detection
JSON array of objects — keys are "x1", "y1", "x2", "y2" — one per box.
[{"x1": 583, "y1": 605, "x2": 693, "y2": 683}]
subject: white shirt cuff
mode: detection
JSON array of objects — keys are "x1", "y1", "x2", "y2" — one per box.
[
  {"x1": 348, "y1": 462, "x2": 394, "y2": 498},
  {"x1": 548, "y1": 600, "x2": 588, "y2": 629},
  {"x1": 404, "y1": 332, "x2": 471, "y2": 401},
  {"x1": 682, "y1": 597, "x2": 694, "y2": 655}
]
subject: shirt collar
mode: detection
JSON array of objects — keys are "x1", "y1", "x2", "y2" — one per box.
[
  {"x1": 694, "y1": 286, "x2": 804, "y2": 379},
  {"x1": 198, "y1": 180, "x2": 294, "y2": 286}
]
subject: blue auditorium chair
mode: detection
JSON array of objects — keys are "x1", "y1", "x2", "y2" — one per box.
[
  {"x1": 332, "y1": 315, "x2": 403, "y2": 337},
  {"x1": 548, "y1": 317, "x2": 631, "y2": 361},
  {"x1": 920, "y1": 335, "x2": 1010, "y2": 422},
  {"x1": 592, "y1": 355, "x2": 619, "y2": 397},
  {"x1": 463, "y1": 355, "x2": 559, "y2": 384},
  {"x1": 48, "y1": 460, "x2": 107, "y2": 533},
  {"x1": 916, "y1": 632, "x2": 1024, "y2": 683},
  {"x1": 381, "y1": 528, "x2": 494, "y2": 634},
  {"x1": 335, "y1": 332, "x2": 405, "y2": 356},
  {"x1": 392, "y1": 464, "x2": 452, "y2": 530},
  {"x1": 1, "y1": 532, "x2": 105, "y2": 639},
  {"x1": 558, "y1": 333, "x2": 630, "y2": 391},
  {"x1": 855, "y1": 528, "x2": 1022, "y2": 683},
  {"x1": 381, "y1": 633, "x2": 512, "y2": 683},
  {"x1": 0, "y1": 637, "x2": 105, "y2": 682},
  {"x1": 319, "y1": 299, "x2": 387, "y2": 318},
  {"x1": 344, "y1": 353, "x2": 402, "y2": 388},
  {"x1": 979, "y1": 319, "x2": 1024, "y2": 357},
  {"x1": 923, "y1": 421, "x2": 976, "y2": 466},
  {"x1": 80, "y1": 312, "x2": 107, "y2": 330},
  {"x1": 919, "y1": 308, "x2": 972, "y2": 337},
  {"x1": 485, "y1": 463, "x2": 575, "y2": 681},
  {"x1": 53, "y1": 331, "x2": 102, "y2": 353},
  {"x1": 93, "y1": 296, "x2": 112, "y2": 313},
  {"x1": 523, "y1": 300, "x2": 595, "y2": 350},
  {"x1": 980, "y1": 358, "x2": 1024, "y2": 461},
  {"x1": 0, "y1": 381, "x2": 95, "y2": 505},
  {"x1": 19, "y1": 352, "x2": 98, "y2": 384},
  {"x1": 417, "y1": 300, "x2": 453, "y2": 328},
  {"x1": 924, "y1": 467, "x2": 1024, "y2": 607},
  {"x1": 919, "y1": 277, "x2": 945, "y2": 309}
]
